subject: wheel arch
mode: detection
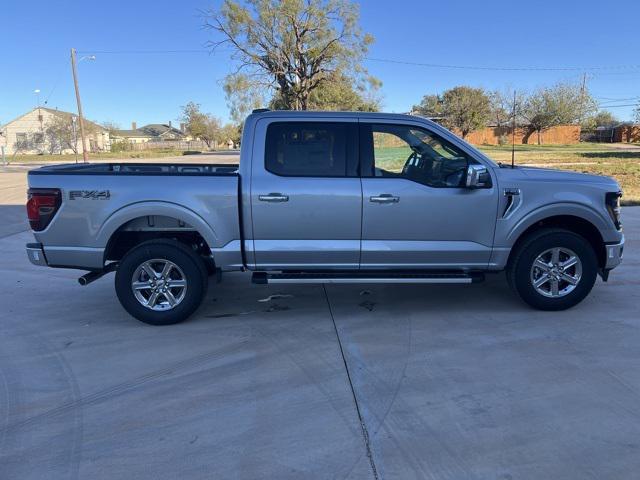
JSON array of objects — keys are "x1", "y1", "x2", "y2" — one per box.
[
  {"x1": 507, "y1": 214, "x2": 606, "y2": 269},
  {"x1": 98, "y1": 202, "x2": 218, "y2": 264}
]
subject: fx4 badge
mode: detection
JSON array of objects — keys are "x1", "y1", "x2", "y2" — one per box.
[{"x1": 69, "y1": 190, "x2": 111, "y2": 200}]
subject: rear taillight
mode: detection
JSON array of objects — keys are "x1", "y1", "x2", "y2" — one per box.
[{"x1": 26, "y1": 188, "x2": 61, "y2": 231}]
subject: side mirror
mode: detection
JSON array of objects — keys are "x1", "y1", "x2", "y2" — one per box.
[{"x1": 466, "y1": 164, "x2": 491, "y2": 188}]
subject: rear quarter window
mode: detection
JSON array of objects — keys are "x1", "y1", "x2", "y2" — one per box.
[{"x1": 265, "y1": 122, "x2": 356, "y2": 177}]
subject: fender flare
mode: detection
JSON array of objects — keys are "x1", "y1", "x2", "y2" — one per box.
[
  {"x1": 505, "y1": 202, "x2": 610, "y2": 246},
  {"x1": 97, "y1": 201, "x2": 219, "y2": 255}
]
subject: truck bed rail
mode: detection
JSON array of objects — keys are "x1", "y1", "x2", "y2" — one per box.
[{"x1": 29, "y1": 163, "x2": 239, "y2": 176}]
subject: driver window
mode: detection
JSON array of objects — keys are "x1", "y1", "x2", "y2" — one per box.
[
  {"x1": 369, "y1": 124, "x2": 471, "y2": 188},
  {"x1": 372, "y1": 131, "x2": 411, "y2": 175}
]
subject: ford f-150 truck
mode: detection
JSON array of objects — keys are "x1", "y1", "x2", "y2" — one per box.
[{"x1": 25, "y1": 110, "x2": 624, "y2": 325}]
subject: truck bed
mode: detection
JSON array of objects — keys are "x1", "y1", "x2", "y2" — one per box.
[
  {"x1": 27, "y1": 162, "x2": 242, "y2": 270},
  {"x1": 29, "y1": 162, "x2": 239, "y2": 176}
]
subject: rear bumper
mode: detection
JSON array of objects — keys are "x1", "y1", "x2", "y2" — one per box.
[
  {"x1": 26, "y1": 243, "x2": 48, "y2": 266},
  {"x1": 604, "y1": 236, "x2": 624, "y2": 270},
  {"x1": 26, "y1": 243, "x2": 104, "y2": 269}
]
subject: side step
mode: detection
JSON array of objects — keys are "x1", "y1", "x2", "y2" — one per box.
[{"x1": 252, "y1": 271, "x2": 484, "y2": 285}]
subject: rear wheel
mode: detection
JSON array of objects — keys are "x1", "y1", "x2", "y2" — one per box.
[
  {"x1": 115, "y1": 240, "x2": 207, "y2": 325},
  {"x1": 507, "y1": 229, "x2": 598, "y2": 311}
]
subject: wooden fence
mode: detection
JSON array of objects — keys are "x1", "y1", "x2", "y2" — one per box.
[
  {"x1": 614, "y1": 125, "x2": 640, "y2": 143},
  {"x1": 462, "y1": 125, "x2": 581, "y2": 145}
]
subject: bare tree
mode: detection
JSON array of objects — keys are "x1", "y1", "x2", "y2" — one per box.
[
  {"x1": 45, "y1": 115, "x2": 79, "y2": 154},
  {"x1": 101, "y1": 121, "x2": 121, "y2": 134},
  {"x1": 44, "y1": 127, "x2": 63, "y2": 154},
  {"x1": 204, "y1": 0, "x2": 376, "y2": 110},
  {"x1": 489, "y1": 89, "x2": 525, "y2": 127},
  {"x1": 12, "y1": 133, "x2": 38, "y2": 158}
]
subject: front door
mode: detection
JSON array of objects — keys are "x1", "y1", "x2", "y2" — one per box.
[
  {"x1": 250, "y1": 118, "x2": 361, "y2": 270},
  {"x1": 359, "y1": 122, "x2": 498, "y2": 269}
]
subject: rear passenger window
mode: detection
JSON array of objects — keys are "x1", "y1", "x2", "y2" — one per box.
[{"x1": 265, "y1": 122, "x2": 355, "y2": 177}]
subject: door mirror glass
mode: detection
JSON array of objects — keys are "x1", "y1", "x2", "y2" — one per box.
[{"x1": 466, "y1": 164, "x2": 491, "y2": 188}]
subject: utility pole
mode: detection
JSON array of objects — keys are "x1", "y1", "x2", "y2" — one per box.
[
  {"x1": 511, "y1": 90, "x2": 517, "y2": 168},
  {"x1": 34, "y1": 89, "x2": 44, "y2": 152},
  {"x1": 70, "y1": 48, "x2": 89, "y2": 162},
  {"x1": 579, "y1": 72, "x2": 587, "y2": 125}
]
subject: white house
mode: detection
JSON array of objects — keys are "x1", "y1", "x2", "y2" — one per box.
[{"x1": 0, "y1": 107, "x2": 109, "y2": 155}]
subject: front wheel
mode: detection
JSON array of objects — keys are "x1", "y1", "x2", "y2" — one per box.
[
  {"x1": 507, "y1": 229, "x2": 598, "y2": 311},
  {"x1": 115, "y1": 240, "x2": 208, "y2": 325}
]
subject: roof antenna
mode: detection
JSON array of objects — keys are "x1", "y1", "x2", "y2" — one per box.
[{"x1": 511, "y1": 89, "x2": 517, "y2": 168}]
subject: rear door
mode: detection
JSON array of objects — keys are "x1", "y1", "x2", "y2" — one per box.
[{"x1": 250, "y1": 118, "x2": 361, "y2": 270}]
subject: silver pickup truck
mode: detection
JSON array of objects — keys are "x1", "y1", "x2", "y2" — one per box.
[{"x1": 26, "y1": 110, "x2": 624, "y2": 325}]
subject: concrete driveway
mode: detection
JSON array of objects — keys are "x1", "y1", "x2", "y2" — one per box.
[{"x1": 1, "y1": 178, "x2": 639, "y2": 478}]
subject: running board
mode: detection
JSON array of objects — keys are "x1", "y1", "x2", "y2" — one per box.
[{"x1": 252, "y1": 272, "x2": 484, "y2": 285}]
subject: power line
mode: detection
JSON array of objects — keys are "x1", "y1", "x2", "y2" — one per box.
[
  {"x1": 76, "y1": 49, "x2": 640, "y2": 72},
  {"x1": 365, "y1": 57, "x2": 640, "y2": 72},
  {"x1": 77, "y1": 49, "x2": 210, "y2": 54},
  {"x1": 597, "y1": 96, "x2": 640, "y2": 101},
  {"x1": 596, "y1": 103, "x2": 638, "y2": 108}
]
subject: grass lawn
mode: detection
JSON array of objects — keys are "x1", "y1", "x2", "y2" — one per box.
[{"x1": 478, "y1": 144, "x2": 640, "y2": 205}]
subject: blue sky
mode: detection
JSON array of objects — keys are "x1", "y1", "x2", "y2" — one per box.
[{"x1": 1, "y1": 0, "x2": 639, "y2": 127}]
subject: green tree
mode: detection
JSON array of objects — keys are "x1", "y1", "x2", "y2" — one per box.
[
  {"x1": 583, "y1": 110, "x2": 619, "y2": 129},
  {"x1": 270, "y1": 72, "x2": 380, "y2": 111},
  {"x1": 523, "y1": 83, "x2": 597, "y2": 144},
  {"x1": 412, "y1": 94, "x2": 443, "y2": 118},
  {"x1": 223, "y1": 74, "x2": 265, "y2": 125},
  {"x1": 205, "y1": 0, "x2": 377, "y2": 111},
  {"x1": 180, "y1": 102, "x2": 221, "y2": 149},
  {"x1": 217, "y1": 123, "x2": 242, "y2": 147},
  {"x1": 440, "y1": 86, "x2": 491, "y2": 139}
]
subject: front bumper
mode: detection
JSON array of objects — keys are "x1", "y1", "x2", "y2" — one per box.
[
  {"x1": 604, "y1": 236, "x2": 624, "y2": 270},
  {"x1": 26, "y1": 243, "x2": 48, "y2": 267}
]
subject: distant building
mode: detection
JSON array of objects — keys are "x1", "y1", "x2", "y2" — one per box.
[
  {"x1": 0, "y1": 107, "x2": 109, "y2": 155},
  {"x1": 111, "y1": 121, "x2": 188, "y2": 144}
]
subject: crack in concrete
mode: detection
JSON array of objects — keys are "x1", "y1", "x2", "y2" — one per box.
[{"x1": 322, "y1": 284, "x2": 380, "y2": 480}]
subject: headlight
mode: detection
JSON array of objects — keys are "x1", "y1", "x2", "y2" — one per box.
[{"x1": 605, "y1": 191, "x2": 622, "y2": 230}]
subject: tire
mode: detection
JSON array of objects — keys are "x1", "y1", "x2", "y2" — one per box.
[
  {"x1": 507, "y1": 228, "x2": 598, "y2": 311},
  {"x1": 115, "y1": 239, "x2": 208, "y2": 325}
]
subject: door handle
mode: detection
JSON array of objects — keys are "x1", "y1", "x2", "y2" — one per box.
[
  {"x1": 259, "y1": 193, "x2": 289, "y2": 202},
  {"x1": 370, "y1": 194, "x2": 399, "y2": 204}
]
